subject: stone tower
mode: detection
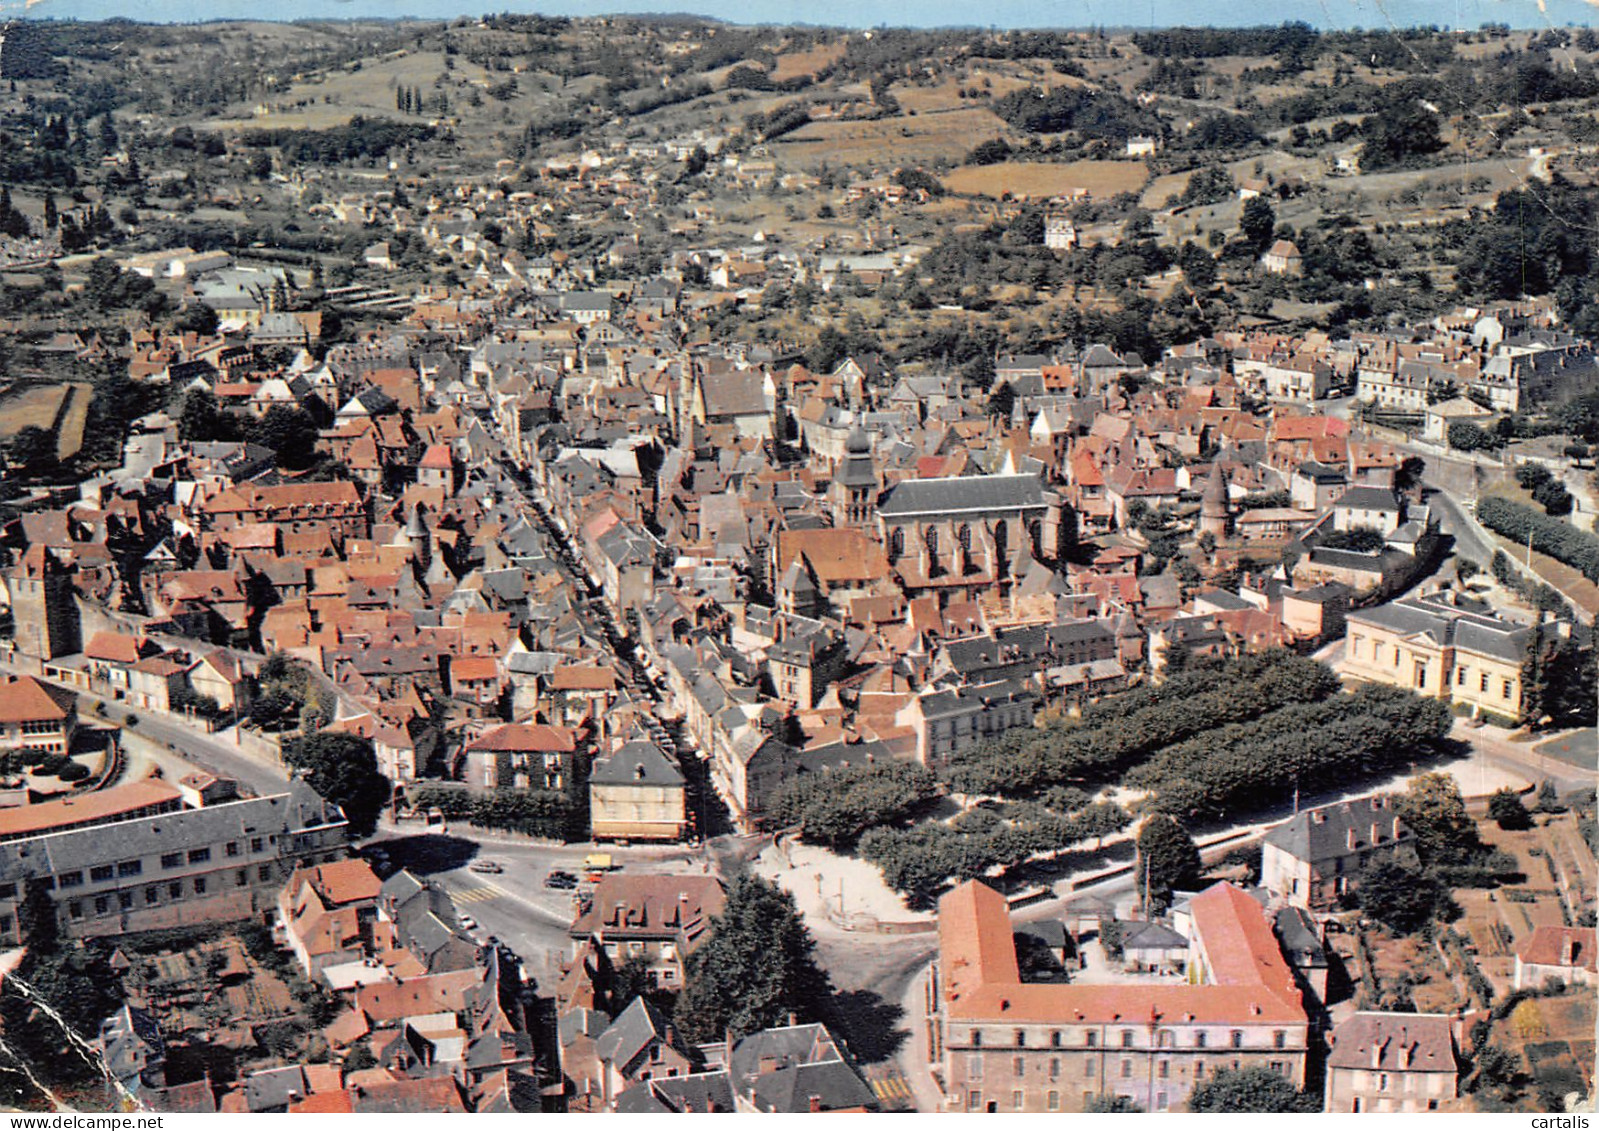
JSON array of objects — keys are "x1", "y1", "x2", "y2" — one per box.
[
  {"x1": 1199, "y1": 467, "x2": 1231, "y2": 542},
  {"x1": 9, "y1": 545, "x2": 81, "y2": 661},
  {"x1": 830, "y1": 426, "x2": 878, "y2": 527}
]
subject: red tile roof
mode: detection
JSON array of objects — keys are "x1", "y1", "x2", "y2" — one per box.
[
  {"x1": 0, "y1": 676, "x2": 74, "y2": 724},
  {"x1": 1518, "y1": 925, "x2": 1597, "y2": 972},
  {"x1": 937, "y1": 880, "x2": 1305, "y2": 1025},
  {"x1": 464, "y1": 722, "x2": 576, "y2": 753}
]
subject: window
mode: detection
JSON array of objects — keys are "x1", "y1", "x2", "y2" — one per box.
[
  {"x1": 0, "y1": 883, "x2": 16, "y2": 898},
  {"x1": 1480, "y1": 672, "x2": 1489, "y2": 693},
  {"x1": 1378, "y1": 1073, "x2": 1388, "y2": 1091},
  {"x1": 1502, "y1": 679, "x2": 1513, "y2": 701},
  {"x1": 94, "y1": 896, "x2": 109, "y2": 915},
  {"x1": 161, "y1": 853, "x2": 182, "y2": 870},
  {"x1": 1047, "y1": 1091, "x2": 1060, "y2": 1112},
  {"x1": 1157, "y1": 1092, "x2": 1169, "y2": 1111},
  {"x1": 226, "y1": 842, "x2": 240, "y2": 857},
  {"x1": 1084, "y1": 1057, "x2": 1095, "y2": 1077},
  {"x1": 68, "y1": 901, "x2": 83, "y2": 920},
  {"x1": 1085, "y1": 1032, "x2": 1097, "y2": 1048},
  {"x1": 188, "y1": 848, "x2": 210, "y2": 864},
  {"x1": 235, "y1": 870, "x2": 248, "y2": 887},
  {"x1": 168, "y1": 883, "x2": 182, "y2": 899},
  {"x1": 1230, "y1": 1031, "x2": 1244, "y2": 1049},
  {"x1": 1010, "y1": 1090, "x2": 1022, "y2": 1111},
  {"x1": 1269, "y1": 1060, "x2": 1286, "y2": 1076},
  {"x1": 90, "y1": 865, "x2": 114, "y2": 883},
  {"x1": 0, "y1": 915, "x2": 10, "y2": 935},
  {"x1": 967, "y1": 1092, "x2": 981, "y2": 1111},
  {"x1": 1049, "y1": 1059, "x2": 1060, "y2": 1080},
  {"x1": 967, "y1": 1055, "x2": 983, "y2": 1081},
  {"x1": 971, "y1": 1030, "x2": 983, "y2": 1048},
  {"x1": 1014, "y1": 1029, "x2": 1026, "y2": 1048},
  {"x1": 1195, "y1": 1032, "x2": 1207, "y2": 1049},
  {"x1": 251, "y1": 837, "x2": 264, "y2": 853},
  {"x1": 118, "y1": 861, "x2": 141, "y2": 878},
  {"x1": 144, "y1": 888, "x2": 158, "y2": 905},
  {"x1": 1120, "y1": 1060, "x2": 1132, "y2": 1079},
  {"x1": 1050, "y1": 1032, "x2": 1062, "y2": 1049},
  {"x1": 1121, "y1": 1030, "x2": 1134, "y2": 1048},
  {"x1": 1456, "y1": 667, "x2": 1466, "y2": 686},
  {"x1": 1195, "y1": 1060, "x2": 1205, "y2": 1078},
  {"x1": 118, "y1": 892, "x2": 133, "y2": 910},
  {"x1": 1158, "y1": 1060, "x2": 1169, "y2": 1079},
  {"x1": 193, "y1": 877, "x2": 207, "y2": 895},
  {"x1": 1158, "y1": 1031, "x2": 1173, "y2": 1048},
  {"x1": 258, "y1": 865, "x2": 272, "y2": 881},
  {"x1": 58, "y1": 871, "x2": 83, "y2": 889},
  {"x1": 1013, "y1": 1057, "x2": 1024, "y2": 1078}
]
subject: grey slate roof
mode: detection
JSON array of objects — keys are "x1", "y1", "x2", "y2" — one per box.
[
  {"x1": 0, "y1": 781, "x2": 344, "y2": 878},
  {"x1": 1122, "y1": 922, "x2": 1187, "y2": 951},
  {"x1": 1335, "y1": 485, "x2": 1401, "y2": 511},
  {"x1": 1262, "y1": 796, "x2": 1411, "y2": 864},
  {"x1": 877, "y1": 473, "x2": 1048, "y2": 518},
  {"x1": 590, "y1": 741, "x2": 684, "y2": 787}
]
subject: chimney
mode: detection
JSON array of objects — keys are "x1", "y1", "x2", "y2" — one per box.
[
  {"x1": 1561, "y1": 935, "x2": 1577, "y2": 966},
  {"x1": 1399, "y1": 1041, "x2": 1413, "y2": 1070},
  {"x1": 808, "y1": 1095, "x2": 823, "y2": 1114},
  {"x1": 1370, "y1": 1037, "x2": 1386, "y2": 1069},
  {"x1": 1311, "y1": 810, "x2": 1325, "y2": 825},
  {"x1": 1393, "y1": 816, "x2": 1403, "y2": 841},
  {"x1": 1371, "y1": 822, "x2": 1382, "y2": 845}
]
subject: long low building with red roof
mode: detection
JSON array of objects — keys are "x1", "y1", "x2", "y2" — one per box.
[{"x1": 927, "y1": 879, "x2": 1308, "y2": 1114}]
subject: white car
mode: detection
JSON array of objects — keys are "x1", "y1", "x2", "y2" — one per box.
[{"x1": 459, "y1": 915, "x2": 477, "y2": 931}]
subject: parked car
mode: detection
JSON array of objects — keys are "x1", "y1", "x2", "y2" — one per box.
[
  {"x1": 545, "y1": 870, "x2": 578, "y2": 890},
  {"x1": 469, "y1": 859, "x2": 503, "y2": 874}
]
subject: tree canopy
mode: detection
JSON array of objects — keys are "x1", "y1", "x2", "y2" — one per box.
[
  {"x1": 1136, "y1": 814, "x2": 1201, "y2": 913},
  {"x1": 283, "y1": 730, "x2": 391, "y2": 836},
  {"x1": 673, "y1": 874, "x2": 831, "y2": 1043},
  {"x1": 1188, "y1": 1066, "x2": 1319, "y2": 1112}
]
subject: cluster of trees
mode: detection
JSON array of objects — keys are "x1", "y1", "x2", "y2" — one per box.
[
  {"x1": 1520, "y1": 621, "x2": 1597, "y2": 727},
  {"x1": 1455, "y1": 179, "x2": 1598, "y2": 328},
  {"x1": 1477, "y1": 496, "x2": 1599, "y2": 583},
  {"x1": 0, "y1": 883, "x2": 124, "y2": 1106},
  {"x1": 1490, "y1": 550, "x2": 1572, "y2": 619},
  {"x1": 1135, "y1": 813, "x2": 1200, "y2": 911},
  {"x1": 674, "y1": 875, "x2": 830, "y2": 1042},
  {"x1": 1515, "y1": 464, "x2": 1574, "y2": 517},
  {"x1": 239, "y1": 117, "x2": 434, "y2": 166},
  {"x1": 769, "y1": 761, "x2": 940, "y2": 849},
  {"x1": 178, "y1": 389, "x2": 326, "y2": 472},
  {"x1": 251, "y1": 651, "x2": 334, "y2": 732},
  {"x1": 991, "y1": 85, "x2": 1159, "y2": 140},
  {"x1": 742, "y1": 101, "x2": 811, "y2": 143},
  {"x1": 859, "y1": 797, "x2": 1130, "y2": 905},
  {"x1": 0, "y1": 187, "x2": 33, "y2": 238},
  {"x1": 283, "y1": 731, "x2": 390, "y2": 837},
  {"x1": 411, "y1": 785, "x2": 575, "y2": 839},
  {"x1": 1318, "y1": 526, "x2": 1387, "y2": 552},
  {"x1": 1171, "y1": 165, "x2": 1235, "y2": 207},
  {"x1": 1128, "y1": 683, "x2": 1453, "y2": 819},
  {"x1": 942, "y1": 651, "x2": 1341, "y2": 797}
]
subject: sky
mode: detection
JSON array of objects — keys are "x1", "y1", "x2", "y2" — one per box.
[{"x1": 8, "y1": 0, "x2": 1599, "y2": 28}]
